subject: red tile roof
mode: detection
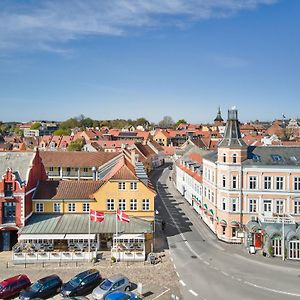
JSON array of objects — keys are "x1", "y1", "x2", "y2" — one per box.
[
  {"x1": 33, "y1": 180, "x2": 103, "y2": 200},
  {"x1": 40, "y1": 151, "x2": 120, "y2": 167}
]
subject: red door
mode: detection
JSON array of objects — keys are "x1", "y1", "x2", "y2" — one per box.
[{"x1": 254, "y1": 233, "x2": 262, "y2": 248}]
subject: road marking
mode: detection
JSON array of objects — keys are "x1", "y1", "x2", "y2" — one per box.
[
  {"x1": 170, "y1": 257, "x2": 174, "y2": 262},
  {"x1": 221, "y1": 271, "x2": 229, "y2": 277},
  {"x1": 174, "y1": 264, "x2": 176, "y2": 269},
  {"x1": 151, "y1": 288, "x2": 171, "y2": 300},
  {"x1": 244, "y1": 281, "x2": 300, "y2": 297},
  {"x1": 179, "y1": 280, "x2": 186, "y2": 286},
  {"x1": 189, "y1": 289, "x2": 198, "y2": 296},
  {"x1": 176, "y1": 271, "x2": 180, "y2": 278},
  {"x1": 204, "y1": 261, "x2": 210, "y2": 266}
]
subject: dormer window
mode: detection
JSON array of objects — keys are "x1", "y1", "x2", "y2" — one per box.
[{"x1": 232, "y1": 154, "x2": 237, "y2": 163}]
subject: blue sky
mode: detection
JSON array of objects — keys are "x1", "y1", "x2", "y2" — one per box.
[{"x1": 0, "y1": 0, "x2": 299, "y2": 123}]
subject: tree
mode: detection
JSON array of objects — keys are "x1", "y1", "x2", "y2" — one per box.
[
  {"x1": 14, "y1": 126, "x2": 23, "y2": 136},
  {"x1": 176, "y1": 119, "x2": 187, "y2": 125},
  {"x1": 158, "y1": 116, "x2": 174, "y2": 128},
  {"x1": 53, "y1": 128, "x2": 71, "y2": 136},
  {"x1": 68, "y1": 138, "x2": 86, "y2": 151},
  {"x1": 30, "y1": 122, "x2": 41, "y2": 130}
]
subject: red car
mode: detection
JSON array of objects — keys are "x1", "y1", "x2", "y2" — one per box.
[{"x1": 0, "y1": 274, "x2": 31, "y2": 299}]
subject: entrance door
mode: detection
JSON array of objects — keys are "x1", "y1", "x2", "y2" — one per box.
[
  {"x1": 289, "y1": 241, "x2": 300, "y2": 260},
  {"x1": 2, "y1": 231, "x2": 11, "y2": 251},
  {"x1": 254, "y1": 233, "x2": 262, "y2": 248}
]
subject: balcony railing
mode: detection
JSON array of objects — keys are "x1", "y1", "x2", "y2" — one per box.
[
  {"x1": 62, "y1": 172, "x2": 79, "y2": 177},
  {"x1": 47, "y1": 171, "x2": 61, "y2": 176}
]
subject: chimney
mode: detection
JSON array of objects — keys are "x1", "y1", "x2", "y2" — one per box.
[{"x1": 131, "y1": 149, "x2": 136, "y2": 167}]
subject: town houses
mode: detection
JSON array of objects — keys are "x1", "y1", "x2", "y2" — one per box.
[{"x1": 175, "y1": 108, "x2": 300, "y2": 260}]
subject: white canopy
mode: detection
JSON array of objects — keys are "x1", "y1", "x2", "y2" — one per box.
[
  {"x1": 114, "y1": 234, "x2": 144, "y2": 240},
  {"x1": 19, "y1": 234, "x2": 65, "y2": 240},
  {"x1": 65, "y1": 234, "x2": 96, "y2": 240}
]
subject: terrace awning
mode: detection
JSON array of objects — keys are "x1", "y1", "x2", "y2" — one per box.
[
  {"x1": 19, "y1": 234, "x2": 65, "y2": 240},
  {"x1": 230, "y1": 221, "x2": 240, "y2": 227},
  {"x1": 65, "y1": 234, "x2": 96, "y2": 240},
  {"x1": 220, "y1": 219, "x2": 227, "y2": 227}
]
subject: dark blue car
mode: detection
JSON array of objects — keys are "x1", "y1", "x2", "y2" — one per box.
[{"x1": 19, "y1": 274, "x2": 62, "y2": 300}]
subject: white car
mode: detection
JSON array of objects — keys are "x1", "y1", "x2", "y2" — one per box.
[{"x1": 92, "y1": 275, "x2": 131, "y2": 300}]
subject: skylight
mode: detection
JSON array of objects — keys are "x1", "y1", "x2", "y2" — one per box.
[
  {"x1": 289, "y1": 156, "x2": 297, "y2": 162},
  {"x1": 271, "y1": 155, "x2": 283, "y2": 162},
  {"x1": 252, "y1": 154, "x2": 261, "y2": 162}
]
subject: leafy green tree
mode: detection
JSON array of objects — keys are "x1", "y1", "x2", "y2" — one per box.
[
  {"x1": 30, "y1": 122, "x2": 41, "y2": 130},
  {"x1": 14, "y1": 126, "x2": 23, "y2": 136},
  {"x1": 53, "y1": 128, "x2": 71, "y2": 136},
  {"x1": 68, "y1": 138, "x2": 86, "y2": 151}
]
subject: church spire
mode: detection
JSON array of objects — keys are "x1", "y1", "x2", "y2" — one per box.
[{"x1": 214, "y1": 106, "x2": 224, "y2": 124}]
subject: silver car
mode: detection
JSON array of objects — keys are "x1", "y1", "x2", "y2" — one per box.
[{"x1": 91, "y1": 275, "x2": 131, "y2": 300}]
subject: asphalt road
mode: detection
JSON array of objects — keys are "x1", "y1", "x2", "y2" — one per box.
[{"x1": 151, "y1": 164, "x2": 300, "y2": 300}]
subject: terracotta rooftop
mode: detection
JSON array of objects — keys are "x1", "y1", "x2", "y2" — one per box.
[
  {"x1": 39, "y1": 151, "x2": 120, "y2": 167},
  {"x1": 33, "y1": 180, "x2": 103, "y2": 200}
]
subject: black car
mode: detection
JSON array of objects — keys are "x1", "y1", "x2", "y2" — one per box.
[
  {"x1": 19, "y1": 274, "x2": 62, "y2": 300},
  {"x1": 61, "y1": 269, "x2": 102, "y2": 297}
]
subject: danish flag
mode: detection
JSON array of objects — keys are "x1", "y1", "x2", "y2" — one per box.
[
  {"x1": 117, "y1": 209, "x2": 130, "y2": 223},
  {"x1": 90, "y1": 209, "x2": 105, "y2": 222}
]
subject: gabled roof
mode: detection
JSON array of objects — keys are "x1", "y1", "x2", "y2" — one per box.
[
  {"x1": 39, "y1": 151, "x2": 120, "y2": 168},
  {"x1": 33, "y1": 180, "x2": 103, "y2": 200},
  {"x1": 0, "y1": 151, "x2": 36, "y2": 184}
]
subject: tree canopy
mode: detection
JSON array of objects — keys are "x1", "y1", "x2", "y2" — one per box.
[{"x1": 158, "y1": 116, "x2": 174, "y2": 128}]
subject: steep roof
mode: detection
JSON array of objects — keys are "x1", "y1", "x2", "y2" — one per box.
[
  {"x1": 0, "y1": 151, "x2": 35, "y2": 184},
  {"x1": 39, "y1": 151, "x2": 120, "y2": 168},
  {"x1": 33, "y1": 180, "x2": 103, "y2": 200}
]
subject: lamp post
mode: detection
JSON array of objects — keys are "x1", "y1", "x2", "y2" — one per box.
[
  {"x1": 153, "y1": 210, "x2": 159, "y2": 252},
  {"x1": 282, "y1": 213, "x2": 285, "y2": 261}
]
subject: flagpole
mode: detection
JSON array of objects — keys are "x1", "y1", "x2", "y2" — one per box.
[
  {"x1": 88, "y1": 209, "x2": 91, "y2": 262},
  {"x1": 115, "y1": 207, "x2": 118, "y2": 261}
]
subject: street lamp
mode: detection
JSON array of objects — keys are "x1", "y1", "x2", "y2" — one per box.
[
  {"x1": 282, "y1": 213, "x2": 285, "y2": 261},
  {"x1": 153, "y1": 210, "x2": 159, "y2": 252}
]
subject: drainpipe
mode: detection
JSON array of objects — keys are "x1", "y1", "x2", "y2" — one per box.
[{"x1": 240, "y1": 163, "x2": 244, "y2": 243}]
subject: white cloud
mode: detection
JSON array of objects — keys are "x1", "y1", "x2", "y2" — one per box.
[{"x1": 0, "y1": 0, "x2": 277, "y2": 52}]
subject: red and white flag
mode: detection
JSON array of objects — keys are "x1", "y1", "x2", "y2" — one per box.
[
  {"x1": 117, "y1": 209, "x2": 130, "y2": 223},
  {"x1": 90, "y1": 209, "x2": 105, "y2": 222}
]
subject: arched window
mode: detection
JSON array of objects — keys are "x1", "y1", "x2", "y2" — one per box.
[
  {"x1": 223, "y1": 153, "x2": 226, "y2": 163},
  {"x1": 233, "y1": 153, "x2": 237, "y2": 163}
]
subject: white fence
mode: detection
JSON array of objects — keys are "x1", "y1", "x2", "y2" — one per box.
[{"x1": 12, "y1": 251, "x2": 96, "y2": 264}]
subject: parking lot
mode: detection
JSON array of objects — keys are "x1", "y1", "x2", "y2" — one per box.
[{"x1": 0, "y1": 250, "x2": 181, "y2": 300}]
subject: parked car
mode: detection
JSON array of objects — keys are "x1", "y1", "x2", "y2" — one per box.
[
  {"x1": 19, "y1": 274, "x2": 62, "y2": 300},
  {"x1": 92, "y1": 275, "x2": 131, "y2": 300},
  {"x1": 0, "y1": 274, "x2": 31, "y2": 299},
  {"x1": 168, "y1": 165, "x2": 173, "y2": 170},
  {"x1": 61, "y1": 269, "x2": 102, "y2": 297},
  {"x1": 105, "y1": 291, "x2": 140, "y2": 300}
]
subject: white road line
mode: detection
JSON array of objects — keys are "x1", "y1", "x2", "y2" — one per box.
[
  {"x1": 179, "y1": 280, "x2": 186, "y2": 286},
  {"x1": 176, "y1": 271, "x2": 180, "y2": 278},
  {"x1": 244, "y1": 281, "x2": 300, "y2": 297},
  {"x1": 221, "y1": 271, "x2": 229, "y2": 277},
  {"x1": 174, "y1": 264, "x2": 176, "y2": 269},
  {"x1": 189, "y1": 289, "x2": 199, "y2": 296},
  {"x1": 151, "y1": 288, "x2": 171, "y2": 300},
  {"x1": 204, "y1": 261, "x2": 210, "y2": 266}
]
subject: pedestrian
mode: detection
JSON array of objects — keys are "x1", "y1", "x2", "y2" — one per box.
[{"x1": 162, "y1": 220, "x2": 166, "y2": 231}]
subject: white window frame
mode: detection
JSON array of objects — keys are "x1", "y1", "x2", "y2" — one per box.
[
  {"x1": 130, "y1": 199, "x2": 137, "y2": 211},
  {"x1": 142, "y1": 199, "x2": 150, "y2": 211},
  {"x1": 275, "y1": 199, "x2": 284, "y2": 214},
  {"x1": 294, "y1": 177, "x2": 300, "y2": 191},
  {"x1": 249, "y1": 176, "x2": 257, "y2": 190},
  {"x1": 276, "y1": 177, "x2": 284, "y2": 190},
  {"x1": 53, "y1": 203, "x2": 61, "y2": 213},
  {"x1": 107, "y1": 199, "x2": 115, "y2": 211},
  {"x1": 130, "y1": 182, "x2": 137, "y2": 190},
  {"x1": 118, "y1": 199, "x2": 126, "y2": 211},
  {"x1": 118, "y1": 182, "x2": 126, "y2": 191},
  {"x1": 68, "y1": 203, "x2": 76, "y2": 212},
  {"x1": 83, "y1": 203, "x2": 90, "y2": 212},
  {"x1": 232, "y1": 175, "x2": 237, "y2": 189},
  {"x1": 36, "y1": 203, "x2": 44, "y2": 213},
  {"x1": 263, "y1": 200, "x2": 272, "y2": 212},
  {"x1": 294, "y1": 200, "x2": 300, "y2": 215},
  {"x1": 264, "y1": 176, "x2": 272, "y2": 190},
  {"x1": 249, "y1": 199, "x2": 257, "y2": 213}
]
